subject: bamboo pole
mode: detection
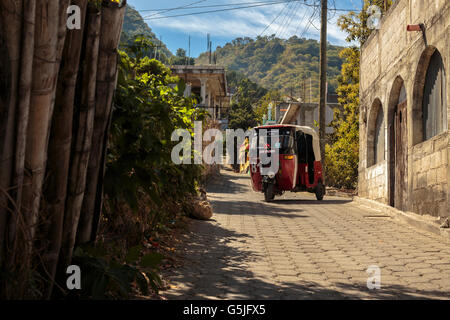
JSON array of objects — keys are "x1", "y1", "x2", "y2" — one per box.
[
  {"x1": 5, "y1": 0, "x2": 36, "y2": 275},
  {"x1": 57, "y1": 3, "x2": 101, "y2": 271},
  {"x1": 47, "y1": 0, "x2": 72, "y2": 141},
  {"x1": 0, "y1": 0, "x2": 23, "y2": 267},
  {"x1": 43, "y1": 0, "x2": 88, "y2": 298},
  {"x1": 78, "y1": 0, "x2": 126, "y2": 244},
  {"x1": 20, "y1": 0, "x2": 63, "y2": 262}
]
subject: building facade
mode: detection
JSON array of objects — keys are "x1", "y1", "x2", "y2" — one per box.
[
  {"x1": 170, "y1": 65, "x2": 231, "y2": 129},
  {"x1": 359, "y1": 0, "x2": 449, "y2": 219}
]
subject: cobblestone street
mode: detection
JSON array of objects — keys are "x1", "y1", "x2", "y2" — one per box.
[{"x1": 161, "y1": 169, "x2": 450, "y2": 299}]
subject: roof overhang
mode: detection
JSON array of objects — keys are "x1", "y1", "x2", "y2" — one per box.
[{"x1": 170, "y1": 65, "x2": 228, "y2": 97}]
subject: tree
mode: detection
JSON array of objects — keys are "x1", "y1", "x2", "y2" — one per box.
[
  {"x1": 337, "y1": 0, "x2": 392, "y2": 46},
  {"x1": 169, "y1": 48, "x2": 195, "y2": 65},
  {"x1": 226, "y1": 71, "x2": 266, "y2": 130},
  {"x1": 228, "y1": 103, "x2": 257, "y2": 130},
  {"x1": 176, "y1": 48, "x2": 186, "y2": 57},
  {"x1": 325, "y1": 1, "x2": 392, "y2": 189},
  {"x1": 325, "y1": 47, "x2": 360, "y2": 189}
]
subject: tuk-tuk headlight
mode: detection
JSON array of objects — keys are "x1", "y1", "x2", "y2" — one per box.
[{"x1": 268, "y1": 173, "x2": 276, "y2": 179}]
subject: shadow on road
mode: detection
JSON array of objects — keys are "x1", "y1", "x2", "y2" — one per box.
[
  {"x1": 162, "y1": 221, "x2": 450, "y2": 300},
  {"x1": 209, "y1": 199, "x2": 309, "y2": 219},
  {"x1": 271, "y1": 199, "x2": 353, "y2": 205},
  {"x1": 206, "y1": 172, "x2": 250, "y2": 194},
  {"x1": 160, "y1": 170, "x2": 450, "y2": 300}
]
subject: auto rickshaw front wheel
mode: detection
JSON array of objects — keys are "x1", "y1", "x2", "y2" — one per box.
[
  {"x1": 315, "y1": 182, "x2": 325, "y2": 201},
  {"x1": 264, "y1": 184, "x2": 275, "y2": 202}
]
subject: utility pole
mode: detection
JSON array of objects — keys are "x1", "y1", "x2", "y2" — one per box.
[
  {"x1": 188, "y1": 35, "x2": 191, "y2": 65},
  {"x1": 158, "y1": 36, "x2": 162, "y2": 61},
  {"x1": 153, "y1": 36, "x2": 163, "y2": 61},
  {"x1": 319, "y1": 0, "x2": 327, "y2": 176},
  {"x1": 209, "y1": 40, "x2": 212, "y2": 64},
  {"x1": 309, "y1": 77, "x2": 312, "y2": 103},
  {"x1": 302, "y1": 80, "x2": 306, "y2": 103},
  {"x1": 207, "y1": 33, "x2": 212, "y2": 64}
]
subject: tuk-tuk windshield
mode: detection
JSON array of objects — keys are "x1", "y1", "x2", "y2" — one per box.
[{"x1": 252, "y1": 127, "x2": 294, "y2": 155}]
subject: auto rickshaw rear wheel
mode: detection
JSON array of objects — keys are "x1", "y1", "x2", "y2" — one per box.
[
  {"x1": 264, "y1": 183, "x2": 275, "y2": 202},
  {"x1": 315, "y1": 182, "x2": 325, "y2": 201}
]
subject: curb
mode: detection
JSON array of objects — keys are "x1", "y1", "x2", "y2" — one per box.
[
  {"x1": 352, "y1": 196, "x2": 450, "y2": 240},
  {"x1": 326, "y1": 189, "x2": 356, "y2": 198}
]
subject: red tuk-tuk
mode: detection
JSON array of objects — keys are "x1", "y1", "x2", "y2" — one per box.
[{"x1": 249, "y1": 125, "x2": 325, "y2": 202}]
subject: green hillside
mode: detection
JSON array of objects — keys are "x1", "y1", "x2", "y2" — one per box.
[
  {"x1": 121, "y1": 4, "x2": 172, "y2": 62},
  {"x1": 197, "y1": 35, "x2": 345, "y2": 101}
]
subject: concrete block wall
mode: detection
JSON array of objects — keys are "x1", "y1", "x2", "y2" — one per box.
[
  {"x1": 411, "y1": 132, "x2": 449, "y2": 217},
  {"x1": 359, "y1": 0, "x2": 449, "y2": 218},
  {"x1": 360, "y1": 161, "x2": 388, "y2": 203}
]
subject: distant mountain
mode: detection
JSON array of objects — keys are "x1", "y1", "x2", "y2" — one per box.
[
  {"x1": 121, "y1": 5, "x2": 172, "y2": 62},
  {"x1": 196, "y1": 35, "x2": 345, "y2": 100}
]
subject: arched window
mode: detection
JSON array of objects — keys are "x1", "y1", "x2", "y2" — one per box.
[
  {"x1": 367, "y1": 99, "x2": 385, "y2": 167},
  {"x1": 374, "y1": 107, "x2": 385, "y2": 164},
  {"x1": 422, "y1": 50, "x2": 447, "y2": 140}
]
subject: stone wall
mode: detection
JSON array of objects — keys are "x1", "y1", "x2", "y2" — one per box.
[
  {"x1": 359, "y1": 161, "x2": 388, "y2": 203},
  {"x1": 411, "y1": 132, "x2": 449, "y2": 217},
  {"x1": 359, "y1": 0, "x2": 449, "y2": 218}
]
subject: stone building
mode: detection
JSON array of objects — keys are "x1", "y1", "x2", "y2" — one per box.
[
  {"x1": 359, "y1": 0, "x2": 449, "y2": 219},
  {"x1": 170, "y1": 65, "x2": 231, "y2": 129}
]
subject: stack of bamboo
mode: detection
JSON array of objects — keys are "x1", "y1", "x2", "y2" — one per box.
[{"x1": 0, "y1": 0, "x2": 126, "y2": 298}]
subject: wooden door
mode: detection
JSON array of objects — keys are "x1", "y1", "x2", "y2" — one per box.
[{"x1": 394, "y1": 101, "x2": 408, "y2": 210}]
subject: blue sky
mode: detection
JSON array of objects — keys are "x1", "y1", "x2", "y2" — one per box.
[{"x1": 127, "y1": 0, "x2": 364, "y2": 57}]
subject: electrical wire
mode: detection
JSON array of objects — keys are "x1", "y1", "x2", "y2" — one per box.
[
  {"x1": 258, "y1": 0, "x2": 294, "y2": 36},
  {"x1": 293, "y1": 3, "x2": 312, "y2": 35},
  {"x1": 141, "y1": 0, "x2": 358, "y2": 20},
  {"x1": 130, "y1": 0, "x2": 360, "y2": 59},
  {"x1": 299, "y1": 4, "x2": 318, "y2": 38},
  {"x1": 264, "y1": 0, "x2": 307, "y2": 58},
  {"x1": 141, "y1": 0, "x2": 301, "y2": 12},
  {"x1": 145, "y1": 0, "x2": 309, "y2": 20},
  {"x1": 143, "y1": 0, "x2": 208, "y2": 19},
  {"x1": 278, "y1": 0, "x2": 304, "y2": 39},
  {"x1": 272, "y1": 0, "x2": 297, "y2": 38}
]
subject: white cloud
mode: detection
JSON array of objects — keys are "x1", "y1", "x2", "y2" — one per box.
[{"x1": 147, "y1": 1, "x2": 349, "y2": 45}]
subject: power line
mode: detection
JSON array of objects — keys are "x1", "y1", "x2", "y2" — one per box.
[
  {"x1": 258, "y1": 0, "x2": 294, "y2": 36},
  {"x1": 294, "y1": 2, "x2": 313, "y2": 35},
  {"x1": 143, "y1": 0, "x2": 208, "y2": 18},
  {"x1": 264, "y1": 0, "x2": 305, "y2": 58},
  {"x1": 299, "y1": 5, "x2": 318, "y2": 38},
  {"x1": 139, "y1": 0, "x2": 360, "y2": 14},
  {"x1": 278, "y1": 0, "x2": 304, "y2": 39},
  {"x1": 145, "y1": 0, "x2": 310, "y2": 20},
  {"x1": 141, "y1": 0, "x2": 299, "y2": 12},
  {"x1": 272, "y1": 1, "x2": 297, "y2": 38},
  {"x1": 141, "y1": 0, "x2": 359, "y2": 20}
]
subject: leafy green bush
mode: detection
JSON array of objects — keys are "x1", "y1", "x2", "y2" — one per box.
[
  {"x1": 105, "y1": 37, "x2": 206, "y2": 212},
  {"x1": 92, "y1": 37, "x2": 207, "y2": 295}
]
